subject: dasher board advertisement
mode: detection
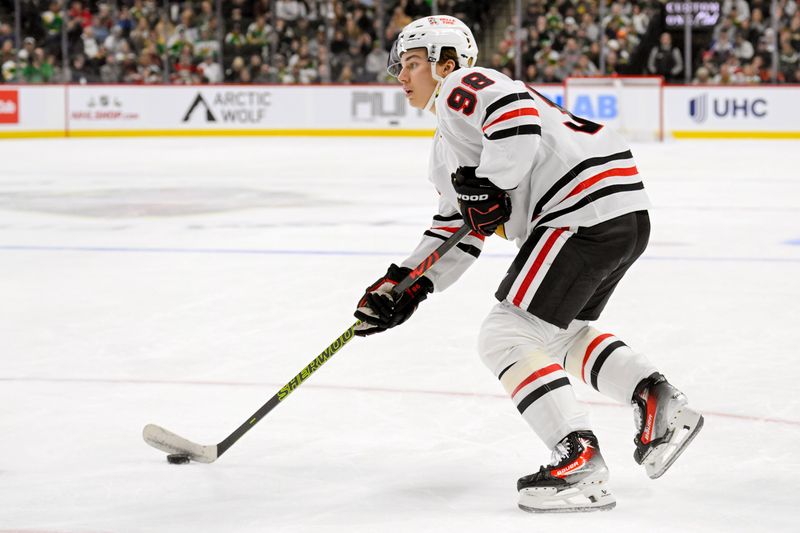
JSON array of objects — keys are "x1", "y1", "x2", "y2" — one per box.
[{"x1": 66, "y1": 85, "x2": 437, "y2": 135}]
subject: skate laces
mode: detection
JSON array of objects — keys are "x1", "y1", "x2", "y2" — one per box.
[
  {"x1": 632, "y1": 376, "x2": 659, "y2": 436},
  {"x1": 633, "y1": 401, "x2": 644, "y2": 434},
  {"x1": 549, "y1": 439, "x2": 573, "y2": 467}
]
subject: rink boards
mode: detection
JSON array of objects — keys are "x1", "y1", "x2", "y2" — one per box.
[{"x1": 0, "y1": 83, "x2": 798, "y2": 139}]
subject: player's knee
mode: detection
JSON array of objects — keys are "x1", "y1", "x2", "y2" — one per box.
[
  {"x1": 477, "y1": 313, "x2": 508, "y2": 374},
  {"x1": 478, "y1": 302, "x2": 552, "y2": 375},
  {"x1": 562, "y1": 325, "x2": 603, "y2": 377},
  {"x1": 564, "y1": 326, "x2": 621, "y2": 381},
  {"x1": 477, "y1": 306, "x2": 525, "y2": 374}
]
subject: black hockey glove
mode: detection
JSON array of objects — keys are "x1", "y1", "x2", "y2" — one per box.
[
  {"x1": 354, "y1": 263, "x2": 434, "y2": 337},
  {"x1": 451, "y1": 166, "x2": 512, "y2": 236}
]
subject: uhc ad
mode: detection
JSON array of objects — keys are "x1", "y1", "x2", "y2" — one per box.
[{"x1": 689, "y1": 93, "x2": 767, "y2": 123}]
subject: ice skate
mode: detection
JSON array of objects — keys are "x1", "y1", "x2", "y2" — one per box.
[
  {"x1": 632, "y1": 373, "x2": 704, "y2": 479},
  {"x1": 517, "y1": 431, "x2": 616, "y2": 513}
]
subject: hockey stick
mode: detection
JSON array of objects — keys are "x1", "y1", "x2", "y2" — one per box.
[{"x1": 143, "y1": 224, "x2": 472, "y2": 463}]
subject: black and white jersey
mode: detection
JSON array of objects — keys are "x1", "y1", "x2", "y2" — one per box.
[{"x1": 400, "y1": 67, "x2": 651, "y2": 292}]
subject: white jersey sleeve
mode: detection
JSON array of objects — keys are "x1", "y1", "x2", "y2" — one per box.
[{"x1": 398, "y1": 131, "x2": 485, "y2": 292}]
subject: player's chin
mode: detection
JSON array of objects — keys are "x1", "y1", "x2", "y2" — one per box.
[{"x1": 407, "y1": 93, "x2": 424, "y2": 109}]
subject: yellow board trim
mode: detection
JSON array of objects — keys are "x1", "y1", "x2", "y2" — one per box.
[
  {"x1": 4, "y1": 129, "x2": 796, "y2": 140},
  {"x1": 0, "y1": 128, "x2": 437, "y2": 139},
  {"x1": 73, "y1": 128, "x2": 437, "y2": 137},
  {"x1": 672, "y1": 130, "x2": 800, "y2": 139},
  {"x1": 0, "y1": 130, "x2": 66, "y2": 139},
  {"x1": 0, "y1": 129, "x2": 434, "y2": 139}
]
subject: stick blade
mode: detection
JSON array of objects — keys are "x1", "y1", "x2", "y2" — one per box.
[{"x1": 142, "y1": 423, "x2": 218, "y2": 464}]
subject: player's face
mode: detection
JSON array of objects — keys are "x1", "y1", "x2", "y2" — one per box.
[{"x1": 397, "y1": 49, "x2": 438, "y2": 109}]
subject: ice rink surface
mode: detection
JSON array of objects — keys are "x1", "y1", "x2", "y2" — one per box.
[{"x1": 0, "y1": 136, "x2": 798, "y2": 533}]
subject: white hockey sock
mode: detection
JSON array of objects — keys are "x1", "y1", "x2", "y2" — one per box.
[
  {"x1": 499, "y1": 347, "x2": 592, "y2": 449},
  {"x1": 563, "y1": 327, "x2": 657, "y2": 405}
]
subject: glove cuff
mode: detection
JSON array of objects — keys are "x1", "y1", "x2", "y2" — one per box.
[{"x1": 387, "y1": 263, "x2": 433, "y2": 295}]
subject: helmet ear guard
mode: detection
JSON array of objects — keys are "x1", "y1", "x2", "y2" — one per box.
[{"x1": 426, "y1": 43, "x2": 440, "y2": 64}]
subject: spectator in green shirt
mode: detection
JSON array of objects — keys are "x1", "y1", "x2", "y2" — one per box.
[{"x1": 23, "y1": 48, "x2": 55, "y2": 83}]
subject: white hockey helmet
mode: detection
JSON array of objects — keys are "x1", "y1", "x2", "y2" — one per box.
[{"x1": 387, "y1": 15, "x2": 479, "y2": 78}]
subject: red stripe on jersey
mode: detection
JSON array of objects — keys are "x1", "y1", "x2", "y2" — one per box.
[
  {"x1": 511, "y1": 363, "x2": 562, "y2": 398},
  {"x1": 482, "y1": 107, "x2": 539, "y2": 133},
  {"x1": 432, "y1": 226, "x2": 486, "y2": 241},
  {"x1": 512, "y1": 228, "x2": 565, "y2": 307},
  {"x1": 581, "y1": 333, "x2": 614, "y2": 383},
  {"x1": 565, "y1": 166, "x2": 639, "y2": 200}
]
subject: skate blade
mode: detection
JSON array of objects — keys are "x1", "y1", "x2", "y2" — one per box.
[
  {"x1": 519, "y1": 500, "x2": 616, "y2": 513},
  {"x1": 645, "y1": 408, "x2": 704, "y2": 479},
  {"x1": 518, "y1": 483, "x2": 616, "y2": 513}
]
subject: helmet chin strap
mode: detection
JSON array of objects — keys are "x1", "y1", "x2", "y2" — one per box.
[{"x1": 423, "y1": 62, "x2": 444, "y2": 112}]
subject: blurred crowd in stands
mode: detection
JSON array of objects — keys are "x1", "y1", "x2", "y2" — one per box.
[
  {"x1": 0, "y1": 0, "x2": 798, "y2": 85},
  {"x1": 505, "y1": 0, "x2": 800, "y2": 84}
]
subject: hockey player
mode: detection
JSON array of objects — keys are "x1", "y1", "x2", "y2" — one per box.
[{"x1": 353, "y1": 15, "x2": 703, "y2": 513}]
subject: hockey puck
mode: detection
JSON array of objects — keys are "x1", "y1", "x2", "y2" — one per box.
[{"x1": 167, "y1": 453, "x2": 190, "y2": 465}]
